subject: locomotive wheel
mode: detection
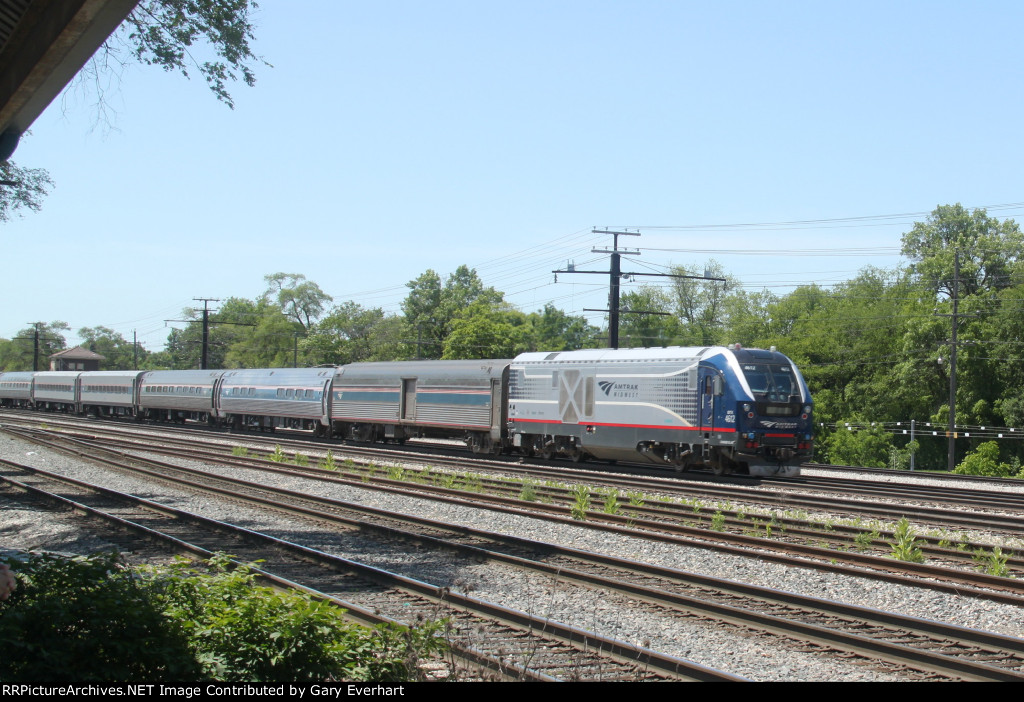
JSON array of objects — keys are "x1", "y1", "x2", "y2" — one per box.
[
  {"x1": 569, "y1": 448, "x2": 587, "y2": 463},
  {"x1": 711, "y1": 456, "x2": 733, "y2": 476},
  {"x1": 541, "y1": 446, "x2": 555, "y2": 461}
]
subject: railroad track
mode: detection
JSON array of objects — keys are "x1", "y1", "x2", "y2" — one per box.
[
  {"x1": 5, "y1": 410, "x2": 1023, "y2": 538},
  {"x1": 8, "y1": 423, "x2": 1023, "y2": 595},
  {"x1": 5, "y1": 429, "x2": 1024, "y2": 680},
  {"x1": 0, "y1": 462, "x2": 732, "y2": 682}
]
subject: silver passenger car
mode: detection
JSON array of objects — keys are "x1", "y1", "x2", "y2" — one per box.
[
  {"x1": 331, "y1": 360, "x2": 510, "y2": 452},
  {"x1": 79, "y1": 370, "x2": 145, "y2": 417},
  {"x1": 0, "y1": 371, "x2": 35, "y2": 407},
  {"x1": 32, "y1": 371, "x2": 81, "y2": 412},
  {"x1": 138, "y1": 370, "x2": 225, "y2": 423},
  {"x1": 218, "y1": 367, "x2": 334, "y2": 433}
]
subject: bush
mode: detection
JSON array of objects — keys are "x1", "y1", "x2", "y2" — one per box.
[
  {"x1": 954, "y1": 441, "x2": 1016, "y2": 477},
  {"x1": 0, "y1": 552, "x2": 447, "y2": 682},
  {"x1": 0, "y1": 552, "x2": 201, "y2": 682}
]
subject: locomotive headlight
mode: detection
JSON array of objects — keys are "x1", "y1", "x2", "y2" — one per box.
[
  {"x1": 742, "y1": 403, "x2": 751, "y2": 412},
  {"x1": 803, "y1": 405, "x2": 811, "y2": 414}
]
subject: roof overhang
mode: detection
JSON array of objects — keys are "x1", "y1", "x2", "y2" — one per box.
[{"x1": 0, "y1": 0, "x2": 139, "y2": 160}]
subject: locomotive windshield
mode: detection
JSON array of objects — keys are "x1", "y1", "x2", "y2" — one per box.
[{"x1": 740, "y1": 363, "x2": 798, "y2": 402}]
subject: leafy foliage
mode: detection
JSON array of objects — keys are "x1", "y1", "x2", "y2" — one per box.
[
  {"x1": 528, "y1": 303, "x2": 600, "y2": 351},
  {"x1": 78, "y1": 326, "x2": 148, "y2": 369},
  {"x1": 0, "y1": 160, "x2": 54, "y2": 223},
  {"x1": 305, "y1": 301, "x2": 406, "y2": 365},
  {"x1": 115, "y1": 0, "x2": 267, "y2": 109},
  {"x1": 888, "y1": 518, "x2": 926, "y2": 563},
  {"x1": 0, "y1": 321, "x2": 69, "y2": 371},
  {"x1": 264, "y1": 273, "x2": 332, "y2": 332},
  {"x1": 954, "y1": 441, "x2": 1017, "y2": 477},
  {"x1": 0, "y1": 552, "x2": 201, "y2": 682},
  {"x1": 4, "y1": 1, "x2": 269, "y2": 221},
  {"x1": 0, "y1": 553, "x2": 447, "y2": 683},
  {"x1": 403, "y1": 266, "x2": 504, "y2": 359},
  {"x1": 901, "y1": 203, "x2": 1024, "y2": 298}
]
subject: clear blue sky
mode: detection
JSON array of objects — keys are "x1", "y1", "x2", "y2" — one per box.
[{"x1": 5, "y1": 1, "x2": 1024, "y2": 352}]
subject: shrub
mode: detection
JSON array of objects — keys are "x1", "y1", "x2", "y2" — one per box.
[
  {"x1": 143, "y1": 555, "x2": 446, "y2": 681},
  {"x1": 0, "y1": 553, "x2": 447, "y2": 682},
  {"x1": 955, "y1": 442, "x2": 1016, "y2": 478},
  {"x1": 0, "y1": 552, "x2": 201, "y2": 682}
]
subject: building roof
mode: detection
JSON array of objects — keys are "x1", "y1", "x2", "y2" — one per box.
[
  {"x1": 49, "y1": 345, "x2": 106, "y2": 360},
  {"x1": 0, "y1": 0, "x2": 139, "y2": 160}
]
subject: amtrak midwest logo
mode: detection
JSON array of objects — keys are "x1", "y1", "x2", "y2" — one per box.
[{"x1": 598, "y1": 381, "x2": 640, "y2": 398}]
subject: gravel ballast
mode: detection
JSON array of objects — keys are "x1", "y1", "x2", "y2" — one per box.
[{"x1": 2, "y1": 432, "x2": 1022, "y2": 682}]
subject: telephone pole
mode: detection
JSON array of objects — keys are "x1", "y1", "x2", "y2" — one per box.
[
  {"x1": 936, "y1": 252, "x2": 975, "y2": 472},
  {"x1": 166, "y1": 298, "x2": 223, "y2": 370},
  {"x1": 554, "y1": 229, "x2": 725, "y2": 348}
]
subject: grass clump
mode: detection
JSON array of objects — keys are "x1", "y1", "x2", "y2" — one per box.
[{"x1": 519, "y1": 479, "x2": 538, "y2": 502}]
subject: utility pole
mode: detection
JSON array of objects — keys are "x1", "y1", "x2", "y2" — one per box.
[
  {"x1": 32, "y1": 323, "x2": 39, "y2": 371},
  {"x1": 194, "y1": 298, "x2": 220, "y2": 370},
  {"x1": 14, "y1": 322, "x2": 52, "y2": 371},
  {"x1": 554, "y1": 229, "x2": 725, "y2": 349},
  {"x1": 935, "y1": 252, "x2": 976, "y2": 472},
  {"x1": 166, "y1": 298, "x2": 224, "y2": 370},
  {"x1": 948, "y1": 253, "x2": 959, "y2": 472}
]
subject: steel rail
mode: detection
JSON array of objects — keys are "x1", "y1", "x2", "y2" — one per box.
[
  {"x1": 6, "y1": 440, "x2": 1024, "y2": 680},
  {"x1": 0, "y1": 463, "x2": 738, "y2": 682}
]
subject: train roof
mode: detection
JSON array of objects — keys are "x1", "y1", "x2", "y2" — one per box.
[
  {"x1": 513, "y1": 347, "x2": 712, "y2": 364},
  {"x1": 141, "y1": 370, "x2": 226, "y2": 383},
  {"x1": 0, "y1": 371, "x2": 35, "y2": 380},
  {"x1": 220, "y1": 368, "x2": 335, "y2": 384},
  {"x1": 337, "y1": 359, "x2": 511, "y2": 383},
  {"x1": 512, "y1": 345, "x2": 795, "y2": 365}
]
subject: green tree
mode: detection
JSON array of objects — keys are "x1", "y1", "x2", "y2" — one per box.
[
  {"x1": 263, "y1": 273, "x2": 332, "y2": 333},
  {"x1": 0, "y1": 322, "x2": 69, "y2": 371},
  {"x1": 93, "y1": 0, "x2": 267, "y2": 111},
  {"x1": 954, "y1": 441, "x2": 1016, "y2": 477},
  {"x1": 224, "y1": 302, "x2": 300, "y2": 368},
  {"x1": 0, "y1": 159, "x2": 54, "y2": 224},
  {"x1": 3, "y1": 1, "x2": 267, "y2": 219},
  {"x1": 670, "y1": 260, "x2": 737, "y2": 345},
  {"x1": 824, "y1": 417, "x2": 896, "y2": 468},
  {"x1": 442, "y1": 301, "x2": 533, "y2": 359},
  {"x1": 901, "y1": 203, "x2": 1024, "y2": 298},
  {"x1": 402, "y1": 265, "x2": 503, "y2": 358},
  {"x1": 1, "y1": 553, "x2": 446, "y2": 683},
  {"x1": 617, "y1": 287, "x2": 680, "y2": 347},
  {"x1": 304, "y1": 302, "x2": 407, "y2": 365},
  {"x1": 0, "y1": 553, "x2": 201, "y2": 682},
  {"x1": 528, "y1": 303, "x2": 600, "y2": 351},
  {"x1": 722, "y1": 288, "x2": 777, "y2": 346},
  {"x1": 78, "y1": 326, "x2": 147, "y2": 370},
  {"x1": 164, "y1": 297, "x2": 259, "y2": 369}
]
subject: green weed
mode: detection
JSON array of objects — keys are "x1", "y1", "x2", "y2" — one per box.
[
  {"x1": 570, "y1": 484, "x2": 591, "y2": 521},
  {"x1": 889, "y1": 517, "x2": 926, "y2": 563}
]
